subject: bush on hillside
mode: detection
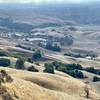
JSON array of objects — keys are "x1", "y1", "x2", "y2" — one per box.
[
  {"x1": 66, "y1": 70, "x2": 84, "y2": 79},
  {"x1": 0, "y1": 70, "x2": 13, "y2": 85},
  {"x1": 0, "y1": 51, "x2": 8, "y2": 56},
  {"x1": 27, "y1": 66, "x2": 39, "y2": 72},
  {"x1": 6, "y1": 75, "x2": 13, "y2": 83},
  {"x1": 65, "y1": 63, "x2": 83, "y2": 70},
  {"x1": 52, "y1": 61, "x2": 84, "y2": 78},
  {"x1": 0, "y1": 58, "x2": 10, "y2": 67},
  {"x1": 52, "y1": 61, "x2": 83, "y2": 70},
  {"x1": 85, "y1": 67, "x2": 100, "y2": 75},
  {"x1": 1, "y1": 70, "x2": 8, "y2": 77},
  {"x1": 11, "y1": 52, "x2": 26, "y2": 60},
  {"x1": 15, "y1": 58, "x2": 25, "y2": 69},
  {"x1": 46, "y1": 43, "x2": 61, "y2": 52},
  {"x1": 32, "y1": 50, "x2": 42, "y2": 60},
  {"x1": 43, "y1": 63, "x2": 54, "y2": 74},
  {"x1": 93, "y1": 76, "x2": 100, "y2": 82},
  {"x1": 27, "y1": 58, "x2": 33, "y2": 63}
]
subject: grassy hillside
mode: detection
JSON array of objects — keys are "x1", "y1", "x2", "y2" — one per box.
[{"x1": 0, "y1": 67, "x2": 99, "y2": 100}]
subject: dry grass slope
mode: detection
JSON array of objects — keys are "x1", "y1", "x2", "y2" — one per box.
[{"x1": 0, "y1": 67, "x2": 99, "y2": 100}]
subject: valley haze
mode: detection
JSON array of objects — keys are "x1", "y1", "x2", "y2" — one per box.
[{"x1": 0, "y1": 0, "x2": 99, "y2": 100}]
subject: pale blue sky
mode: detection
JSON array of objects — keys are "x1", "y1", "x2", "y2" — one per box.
[{"x1": 0, "y1": 0, "x2": 98, "y2": 4}]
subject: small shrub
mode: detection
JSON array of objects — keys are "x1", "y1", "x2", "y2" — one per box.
[
  {"x1": 0, "y1": 77, "x2": 5, "y2": 83},
  {"x1": 93, "y1": 76, "x2": 100, "y2": 82},
  {"x1": 27, "y1": 66, "x2": 39, "y2": 72},
  {"x1": 6, "y1": 75, "x2": 13, "y2": 83},
  {"x1": 0, "y1": 70, "x2": 13, "y2": 85},
  {"x1": 35, "y1": 63, "x2": 40, "y2": 66},
  {"x1": 0, "y1": 70, "x2": 8, "y2": 77},
  {"x1": 98, "y1": 70, "x2": 100, "y2": 75}
]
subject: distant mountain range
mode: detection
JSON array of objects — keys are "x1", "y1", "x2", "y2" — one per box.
[
  {"x1": 0, "y1": 3, "x2": 100, "y2": 33},
  {"x1": 29, "y1": 3, "x2": 100, "y2": 25}
]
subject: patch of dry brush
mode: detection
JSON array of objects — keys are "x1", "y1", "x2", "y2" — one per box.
[{"x1": 0, "y1": 70, "x2": 13, "y2": 85}]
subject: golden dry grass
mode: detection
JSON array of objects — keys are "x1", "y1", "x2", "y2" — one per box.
[
  {"x1": 3, "y1": 78, "x2": 89, "y2": 100},
  {"x1": 0, "y1": 67, "x2": 99, "y2": 100},
  {"x1": 45, "y1": 54, "x2": 100, "y2": 68}
]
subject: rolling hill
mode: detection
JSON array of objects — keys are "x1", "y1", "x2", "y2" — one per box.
[{"x1": 0, "y1": 67, "x2": 99, "y2": 100}]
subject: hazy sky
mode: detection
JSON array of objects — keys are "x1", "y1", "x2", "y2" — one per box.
[{"x1": 0, "y1": 0, "x2": 98, "y2": 4}]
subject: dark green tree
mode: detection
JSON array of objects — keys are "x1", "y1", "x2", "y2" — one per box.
[
  {"x1": 53, "y1": 44, "x2": 61, "y2": 51},
  {"x1": 15, "y1": 58, "x2": 25, "y2": 69},
  {"x1": 0, "y1": 58, "x2": 10, "y2": 67},
  {"x1": 93, "y1": 76, "x2": 100, "y2": 82},
  {"x1": 27, "y1": 66, "x2": 39, "y2": 72},
  {"x1": 0, "y1": 51, "x2": 8, "y2": 56},
  {"x1": 85, "y1": 67, "x2": 99, "y2": 75},
  {"x1": 46, "y1": 42, "x2": 61, "y2": 52},
  {"x1": 27, "y1": 58, "x2": 33, "y2": 63},
  {"x1": 32, "y1": 50, "x2": 42, "y2": 60},
  {"x1": 43, "y1": 63, "x2": 54, "y2": 74}
]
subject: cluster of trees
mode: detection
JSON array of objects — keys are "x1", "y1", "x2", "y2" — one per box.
[
  {"x1": 0, "y1": 51, "x2": 8, "y2": 57},
  {"x1": 0, "y1": 49, "x2": 43, "y2": 69},
  {"x1": 52, "y1": 61, "x2": 83, "y2": 70},
  {"x1": 60, "y1": 35, "x2": 73, "y2": 46},
  {"x1": 15, "y1": 57, "x2": 25, "y2": 70},
  {"x1": 93, "y1": 76, "x2": 100, "y2": 82},
  {"x1": 64, "y1": 53, "x2": 83, "y2": 58},
  {"x1": 64, "y1": 53, "x2": 97, "y2": 59},
  {"x1": 15, "y1": 57, "x2": 39, "y2": 72},
  {"x1": 9, "y1": 50, "x2": 42, "y2": 71},
  {"x1": 85, "y1": 67, "x2": 100, "y2": 75},
  {"x1": 65, "y1": 63, "x2": 83, "y2": 70},
  {"x1": 65, "y1": 70, "x2": 84, "y2": 79},
  {"x1": 52, "y1": 61, "x2": 84, "y2": 79},
  {"x1": 32, "y1": 50, "x2": 42, "y2": 60},
  {"x1": 46, "y1": 43, "x2": 61, "y2": 52},
  {"x1": 0, "y1": 70, "x2": 13, "y2": 85},
  {"x1": 0, "y1": 58, "x2": 10, "y2": 67},
  {"x1": 43, "y1": 61, "x2": 84, "y2": 78},
  {"x1": 0, "y1": 50, "x2": 99, "y2": 82}
]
